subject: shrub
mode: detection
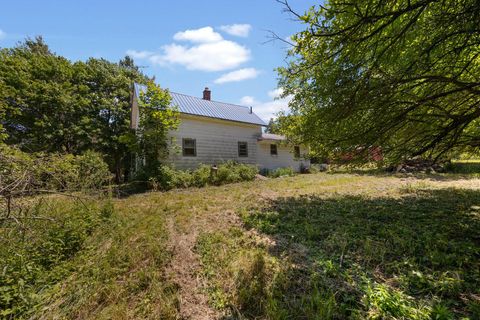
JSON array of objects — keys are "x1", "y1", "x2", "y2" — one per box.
[
  {"x1": 0, "y1": 145, "x2": 111, "y2": 192},
  {"x1": 75, "y1": 151, "x2": 112, "y2": 189},
  {"x1": 0, "y1": 144, "x2": 37, "y2": 194},
  {"x1": 39, "y1": 151, "x2": 111, "y2": 191},
  {"x1": 192, "y1": 165, "x2": 211, "y2": 187},
  {"x1": 266, "y1": 167, "x2": 295, "y2": 178},
  {"x1": 0, "y1": 197, "x2": 111, "y2": 318},
  {"x1": 150, "y1": 161, "x2": 258, "y2": 191},
  {"x1": 211, "y1": 161, "x2": 258, "y2": 186}
]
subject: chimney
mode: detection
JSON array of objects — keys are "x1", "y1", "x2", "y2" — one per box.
[
  {"x1": 249, "y1": 106, "x2": 253, "y2": 114},
  {"x1": 203, "y1": 87, "x2": 211, "y2": 100}
]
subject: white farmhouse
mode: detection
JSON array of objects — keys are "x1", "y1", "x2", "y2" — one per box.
[{"x1": 130, "y1": 83, "x2": 309, "y2": 172}]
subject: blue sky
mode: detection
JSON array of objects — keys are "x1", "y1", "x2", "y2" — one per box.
[{"x1": 0, "y1": 0, "x2": 318, "y2": 121}]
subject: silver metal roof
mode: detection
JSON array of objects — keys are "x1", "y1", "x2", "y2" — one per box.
[
  {"x1": 134, "y1": 83, "x2": 266, "y2": 126},
  {"x1": 258, "y1": 133, "x2": 286, "y2": 141}
]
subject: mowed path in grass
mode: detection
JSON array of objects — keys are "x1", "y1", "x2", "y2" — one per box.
[{"x1": 39, "y1": 173, "x2": 480, "y2": 319}]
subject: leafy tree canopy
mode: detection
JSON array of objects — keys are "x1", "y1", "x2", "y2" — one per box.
[
  {"x1": 0, "y1": 37, "x2": 151, "y2": 181},
  {"x1": 132, "y1": 82, "x2": 179, "y2": 176},
  {"x1": 277, "y1": 0, "x2": 480, "y2": 163}
]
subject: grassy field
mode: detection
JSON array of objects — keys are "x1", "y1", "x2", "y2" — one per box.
[{"x1": 2, "y1": 172, "x2": 480, "y2": 319}]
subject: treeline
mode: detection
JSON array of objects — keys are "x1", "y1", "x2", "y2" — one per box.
[{"x1": 0, "y1": 37, "x2": 148, "y2": 182}]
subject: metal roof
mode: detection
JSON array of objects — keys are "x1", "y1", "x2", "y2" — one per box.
[
  {"x1": 134, "y1": 83, "x2": 266, "y2": 126},
  {"x1": 258, "y1": 133, "x2": 286, "y2": 141}
]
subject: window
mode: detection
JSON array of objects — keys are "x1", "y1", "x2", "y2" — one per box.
[
  {"x1": 294, "y1": 146, "x2": 300, "y2": 158},
  {"x1": 182, "y1": 138, "x2": 196, "y2": 156},
  {"x1": 270, "y1": 144, "x2": 278, "y2": 155},
  {"x1": 238, "y1": 141, "x2": 248, "y2": 157}
]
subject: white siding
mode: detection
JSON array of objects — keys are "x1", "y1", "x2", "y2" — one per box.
[
  {"x1": 256, "y1": 142, "x2": 310, "y2": 172},
  {"x1": 167, "y1": 114, "x2": 262, "y2": 170}
]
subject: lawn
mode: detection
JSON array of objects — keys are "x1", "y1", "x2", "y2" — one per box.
[{"x1": 2, "y1": 173, "x2": 480, "y2": 319}]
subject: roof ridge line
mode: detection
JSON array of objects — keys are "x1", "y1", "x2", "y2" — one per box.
[{"x1": 170, "y1": 91, "x2": 251, "y2": 110}]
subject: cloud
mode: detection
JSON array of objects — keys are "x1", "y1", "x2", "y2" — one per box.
[
  {"x1": 214, "y1": 68, "x2": 259, "y2": 84},
  {"x1": 0, "y1": 29, "x2": 6, "y2": 40},
  {"x1": 267, "y1": 88, "x2": 284, "y2": 99},
  {"x1": 219, "y1": 24, "x2": 252, "y2": 37},
  {"x1": 173, "y1": 26, "x2": 222, "y2": 43},
  {"x1": 240, "y1": 88, "x2": 293, "y2": 121},
  {"x1": 127, "y1": 26, "x2": 250, "y2": 72},
  {"x1": 156, "y1": 41, "x2": 249, "y2": 71},
  {"x1": 240, "y1": 96, "x2": 257, "y2": 105},
  {"x1": 126, "y1": 50, "x2": 154, "y2": 59}
]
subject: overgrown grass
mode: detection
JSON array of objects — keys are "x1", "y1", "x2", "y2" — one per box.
[
  {"x1": 3, "y1": 172, "x2": 480, "y2": 319},
  {"x1": 0, "y1": 195, "x2": 179, "y2": 319},
  {"x1": 198, "y1": 178, "x2": 480, "y2": 319},
  {"x1": 447, "y1": 161, "x2": 480, "y2": 175}
]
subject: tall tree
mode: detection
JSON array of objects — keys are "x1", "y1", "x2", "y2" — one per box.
[
  {"x1": 133, "y1": 81, "x2": 179, "y2": 176},
  {"x1": 0, "y1": 37, "x2": 89, "y2": 152},
  {"x1": 79, "y1": 57, "x2": 148, "y2": 181},
  {"x1": 0, "y1": 38, "x2": 151, "y2": 181},
  {"x1": 265, "y1": 118, "x2": 281, "y2": 134},
  {"x1": 277, "y1": 0, "x2": 480, "y2": 163}
]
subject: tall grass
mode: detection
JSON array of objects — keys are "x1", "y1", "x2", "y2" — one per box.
[
  {"x1": 0, "y1": 196, "x2": 179, "y2": 319},
  {"x1": 199, "y1": 188, "x2": 480, "y2": 319}
]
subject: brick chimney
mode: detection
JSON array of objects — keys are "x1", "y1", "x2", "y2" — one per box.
[{"x1": 203, "y1": 87, "x2": 211, "y2": 100}]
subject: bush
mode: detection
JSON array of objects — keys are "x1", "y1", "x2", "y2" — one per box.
[
  {"x1": 150, "y1": 161, "x2": 258, "y2": 191},
  {"x1": 75, "y1": 151, "x2": 112, "y2": 189},
  {"x1": 265, "y1": 167, "x2": 295, "y2": 178},
  {"x1": 212, "y1": 161, "x2": 258, "y2": 185},
  {"x1": 0, "y1": 197, "x2": 111, "y2": 318},
  {"x1": 0, "y1": 144, "x2": 37, "y2": 194},
  {"x1": 42, "y1": 151, "x2": 111, "y2": 190},
  {"x1": 0, "y1": 145, "x2": 111, "y2": 192},
  {"x1": 192, "y1": 165, "x2": 211, "y2": 187}
]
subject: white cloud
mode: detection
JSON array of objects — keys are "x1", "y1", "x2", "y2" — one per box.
[
  {"x1": 0, "y1": 29, "x2": 6, "y2": 40},
  {"x1": 240, "y1": 88, "x2": 293, "y2": 121},
  {"x1": 219, "y1": 24, "x2": 252, "y2": 37},
  {"x1": 155, "y1": 41, "x2": 249, "y2": 71},
  {"x1": 240, "y1": 96, "x2": 257, "y2": 105},
  {"x1": 173, "y1": 26, "x2": 222, "y2": 43},
  {"x1": 126, "y1": 50, "x2": 153, "y2": 59},
  {"x1": 127, "y1": 26, "x2": 251, "y2": 72},
  {"x1": 214, "y1": 68, "x2": 259, "y2": 84},
  {"x1": 268, "y1": 88, "x2": 284, "y2": 99}
]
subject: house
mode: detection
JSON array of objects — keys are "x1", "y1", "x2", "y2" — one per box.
[{"x1": 130, "y1": 83, "x2": 309, "y2": 172}]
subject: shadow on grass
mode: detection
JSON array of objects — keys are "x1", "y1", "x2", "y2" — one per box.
[
  {"x1": 240, "y1": 188, "x2": 480, "y2": 319},
  {"x1": 327, "y1": 161, "x2": 480, "y2": 181}
]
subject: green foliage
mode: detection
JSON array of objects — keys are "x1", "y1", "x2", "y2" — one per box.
[
  {"x1": 148, "y1": 161, "x2": 258, "y2": 191},
  {"x1": 262, "y1": 166, "x2": 296, "y2": 178},
  {"x1": 265, "y1": 118, "x2": 281, "y2": 134},
  {"x1": 41, "y1": 151, "x2": 111, "y2": 190},
  {"x1": 0, "y1": 144, "x2": 36, "y2": 192},
  {"x1": 212, "y1": 161, "x2": 258, "y2": 185},
  {"x1": 0, "y1": 37, "x2": 150, "y2": 182},
  {"x1": 0, "y1": 198, "x2": 109, "y2": 318},
  {"x1": 0, "y1": 144, "x2": 111, "y2": 192},
  {"x1": 135, "y1": 82, "x2": 179, "y2": 176},
  {"x1": 239, "y1": 189, "x2": 480, "y2": 318},
  {"x1": 196, "y1": 229, "x2": 278, "y2": 317},
  {"x1": 445, "y1": 161, "x2": 480, "y2": 175},
  {"x1": 363, "y1": 283, "x2": 430, "y2": 319},
  {"x1": 277, "y1": 0, "x2": 480, "y2": 164}
]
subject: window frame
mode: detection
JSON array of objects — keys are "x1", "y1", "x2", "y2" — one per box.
[
  {"x1": 270, "y1": 144, "x2": 278, "y2": 156},
  {"x1": 182, "y1": 138, "x2": 197, "y2": 157},
  {"x1": 238, "y1": 141, "x2": 248, "y2": 157}
]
